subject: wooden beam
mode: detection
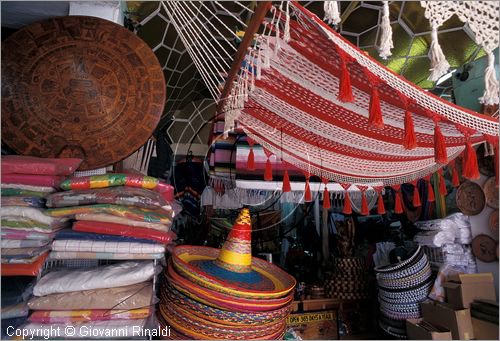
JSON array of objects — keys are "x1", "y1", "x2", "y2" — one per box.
[{"x1": 216, "y1": 1, "x2": 271, "y2": 115}]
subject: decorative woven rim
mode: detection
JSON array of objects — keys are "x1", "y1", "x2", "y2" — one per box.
[
  {"x1": 172, "y1": 245, "x2": 296, "y2": 299},
  {"x1": 374, "y1": 246, "x2": 422, "y2": 273}
]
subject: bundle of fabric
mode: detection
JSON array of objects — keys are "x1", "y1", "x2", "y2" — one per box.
[
  {"x1": 375, "y1": 246, "x2": 432, "y2": 338},
  {"x1": 44, "y1": 174, "x2": 178, "y2": 261},
  {"x1": 1, "y1": 156, "x2": 81, "y2": 276},
  {"x1": 20, "y1": 261, "x2": 157, "y2": 338},
  {"x1": 158, "y1": 208, "x2": 296, "y2": 339}
]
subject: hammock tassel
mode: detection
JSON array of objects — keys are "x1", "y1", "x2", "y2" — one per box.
[
  {"x1": 433, "y1": 121, "x2": 447, "y2": 164},
  {"x1": 264, "y1": 158, "x2": 273, "y2": 181},
  {"x1": 282, "y1": 169, "x2": 291, "y2": 193},
  {"x1": 411, "y1": 180, "x2": 421, "y2": 207},
  {"x1": 462, "y1": 139, "x2": 480, "y2": 180},
  {"x1": 426, "y1": 175, "x2": 435, "y2": 202},
  {"x1": 368, "y1": 85, "x2": 384, "y2": 128},
  {"x1": 342, "y1": 191, "x2": 352, "y2": 214},
  {"x1": 428, "y1": 24, "x2": 450, "y2": 81},
  {"x1": 247, "y1": 140, "x2": 255, "y2": 171},
  {"x1": 438, "y1": 169, "x2": 447, "y2": 195},
  {"x1": 323, "y1": 1, "x2": 341, "y2": 26},
  {"x1": 378, "y1": 1, "x2": 393, "y2": 60},
  {"x1": 393, "y1": 185, "x2": 403, "y2": 214},
  {"x1": 323, "y1": 185, "x2": 331, "y2": 209},
  {"x1": 361, "y1": 191, "x2": 369, "y2": 215},
  {"x1": 304, "y1": 177, "x2": 312, "y2": 202},
  {"x1": 403, "y1": 109, "x2": 417, "y2": 149},
  {"x1": 449, "y1": 160, "x2": 460, "y2": 187},
  {"x1": 376, "y1": 188, "x2": 386, "y2": 215},
  {"x1": 338, "y1": 55, "x2": 354, "y2": 102},
  {"x1": 479, "y1": 51, "x2": 500, "y2": 105}
]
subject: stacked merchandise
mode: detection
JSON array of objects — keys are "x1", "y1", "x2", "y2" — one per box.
[
  {"x1": 158, "y1": 208, "x2": 296, "y2": 339},
  {"x1": 324, "y1": 258, "x2": 369, "y2": 300},
  {"x1": 414, "y1": 213, "x2": 476, "y2": 273},
  {"x1": 1, "y1": 156, "x2": 82, "y2": 276},
  {"x1": 1, "y1": 278, "x2": 36, "y2": 338},
  {"x1": 23, "y1": 261, "x2": 157, "y2": 338},
  {"x1": 375, "y1": 246, "x2": 432, "y2": 339},
  {"x1": 44, "y1": 173, "x2": 177, "y2": 261}
]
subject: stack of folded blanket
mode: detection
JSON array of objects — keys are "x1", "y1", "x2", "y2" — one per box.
[
  {"x1": 22, "y1": 261, "x2": 157, "y2": 338},
  {"x1": 44, "y1": 173, "x2": 178, "y2": 261},
  {"x1": 1, "y1": 156, "x2": 82, "y2": 276},
  {"x1": 1, "y1": 277, "x2": 36, "y2": 338}
]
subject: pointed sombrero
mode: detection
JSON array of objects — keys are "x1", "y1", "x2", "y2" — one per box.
[{"x1": 171, "y1": 208, "x2": 296, "y2": 299}]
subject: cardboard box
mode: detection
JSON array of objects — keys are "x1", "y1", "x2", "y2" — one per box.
[
  {"x1": 471, "y1": 317, "x2": 499, "y2": 340},
  {"x1": 421, "y1": 301, "x2": 474, "y2": 340},
  {"x1": 443, "y1": 273, "x2": 496, "y2": 309},
  {"x1": 406, "y1": 318, "x2": 452, "y2": 340},
  {"x1": 287, "y1": 310, "x2": 338, "y2": 340}
]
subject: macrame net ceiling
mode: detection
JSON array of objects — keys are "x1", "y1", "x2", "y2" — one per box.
[{"x1": 165, "y1": 1, "x2": 499, "y2": 213}]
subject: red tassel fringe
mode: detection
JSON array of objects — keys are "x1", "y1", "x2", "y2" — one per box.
[
  {"x1": 462, "y1": 140, "x2": 480, "y2": 180},
  {"x1": 360, "y1": 191, "x2": 369, "y2": 215},
  {"x1": 264, "y1": 158, "x2": 272, "y2": 181},
  {"x1": 438, "y1": 169, "x2": 447, "y2": 195},
  {"x1": 426, "y1": 176, "x2": 435, "y2": 202},
  {"x1": 412, "y1": 180, "x2": 421, "y2": 207},
  {"x1": 433, "y1": 122, "x2": 448, "y2": 164},
  {"x1": 338, "y1": 58, "x2": 354, "y2": 102},
  {"x1": 323, "y1": 186, "x2": 330, "y2": 209},
  {"x1": 377, "y1": 191, "x2": 386, "y2": 215},
  {"x1": 393, "y1": 186, "x2": 403, "y2": 214},
  {"x1": 282, "y1": 170, "x2": 291, "y2": 193},
  {"x1": 450, "y1": 160, "x2": 460, "y2": 187},
  {"x1": 343, "y1": 191, "x2": 352, "y2": 215},
  {"x1": 403, "y1": 110, "x2": 417, "y2": 149},
  {"x1": 368, "y1": 86, "x2": 384, "y2": 129},
  {"x1": 304, "y1": 178, "x2": 312, "y2": 202},
  {"x1": 247, "y1": 147, "x2": 255, "y2": 170}
]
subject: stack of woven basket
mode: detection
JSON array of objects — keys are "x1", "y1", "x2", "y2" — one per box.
[
  {"x1": 375, "y1": 246, "x2": 433, "y2": 339},
  {"x1": 325, "y1": 257, "x2": 369, "y2": 300},
  {"x1": 158, "y1": 208, "x2": 296, "y2": 339}
]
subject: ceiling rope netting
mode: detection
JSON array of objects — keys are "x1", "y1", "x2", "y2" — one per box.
[{"x1": 166, "y1": 1, "x2": 499, "y2": 212}]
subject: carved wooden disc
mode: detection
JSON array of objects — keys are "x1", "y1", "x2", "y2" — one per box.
[
  {"x1": 483, "y1": 177, "x2": 499, "y2": 209},
  {"x1": 489, "y1": 210, "x2": 499, "y2": 241},
  {"x1": 472, "y1": 234, "x2": 497, "y2": 263},
  {"x1": 1, "y1": 16, "x2": 165, "y2": 170},
  {"x1": 456, "y1": 181, "x2": 485, "y2": 216}
]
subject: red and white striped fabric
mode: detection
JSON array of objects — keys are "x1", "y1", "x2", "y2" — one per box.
[{"x1": 224, "y1": 2, "x2": 499, "y2": 190}]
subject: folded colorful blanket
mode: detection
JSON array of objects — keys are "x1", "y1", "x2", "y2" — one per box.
[
  {"x1": 73, "y1": 220, "x2": 176, "y2": 245},
  {"x1": 1, "y1": 302, "x2": 29, "y2": 320},
  {"x1": 33, "y1": 261, "x2": 157, "y2": 296},
  {"x1": 29, "y1": 307, "x2": 151, "y2": 323},
  {"x1": 1, "y1": 246, "x2": 51, "y2": 259},
  {"x1": 60, "y1": 173, "x2": 173, "y2": 201},
  {"x1": 1, "y1": 156, "x2": 82, "y2": 175},
  {"x1": 1, "y1": 183, "x2": 55, "y2": 193},
  {"x1": 1, "y1": 219, "x2": 67, "y2": 233},
  {"x1": 1, "y1": 252, "x2": 48, "y2": 276},
  {"x1": 1, "y1": 239, "x2": 50, "y2": 249},
  {"x1": 46, "y1": 187, "x2": 172, "y2": 211},
  {"x1": 28, "y1": 282, "x2": 153, "y2": 310},
  {"x1": 1, "y1": 174, "x2": 65, "y2": 187},
  {"x1": 46, "y1": 204, "x2": 172, "y2": 224},
  {"x1": 49, "y1": 251, "x2": 165, "y2": 260},
  {"x1": 1, "y1": 196, "x2": 46, "y2": 208},
  {"x1": 1, "y1": 188, "x2": 49, "y2": 198},
  {"x1": 1, "y1": 206, "x2": 67, "y2": 226},
  {"x1": 54, "y1": 228, "x2": 157, "y2": 244},
  {"x1": 1, "y1": 229, "x2": 55, "y2": 240},
  {"x1": 51, "y1": 240, "x2": 165, "y2": 254},
  {"x1": 75, "y1": 213, "x2": 170, "y2": 231}
]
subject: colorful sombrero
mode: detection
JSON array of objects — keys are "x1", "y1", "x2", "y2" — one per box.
[{"x1": 171, "y1": 208, "x2": 296, "y2": 299}]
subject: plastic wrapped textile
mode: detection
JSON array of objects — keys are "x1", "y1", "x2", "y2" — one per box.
[
  {"x1": 73, "y1": 220, "x2": 176, "y2": 245},
  {"x1": 75, "y1": 213, "x2": 170, "y2": 232},
  {"x1": 1, "y1": 229, "x2": 55, "y2": 240},
  {"x1": 1, "y1": 239, "x2": 50, "y2": 249},
  {"x1": 19, "y1": 319, "x2": 147, "y2": 339},
  {"x1": 49, "y1": 251, "x2": 165, "y2": 260},
  {"x1": 1, "y1": 189, "x2": 49, "y2": 198},
  {"x1": 59, "y1": 173, "x2": 174, "y2": 202},
  {"x1": 1, "y1": 302, "x2": 29, "y2": 320},
  {"x1": 54, "y1": 228, "x2": 157, "y2": 244},
  {"x1": 1, "y1": 174, "x2": 65, "y2": 187},
  {"x1": 1, "y1": 246, "x2": 51, "y2": 260},
  {"x1": 414, "y1": 230, "x2": 456, "y2": 247},
  {"x1": 46, "y1": 187, "x2": 173, "y2": 211},
  {"x1": 2, "y1": 253, "x2": 50, "y2": 264},
  {"x1": 45, "y1": 204, "x2": 172, "y2": 224},
  {"x1": 428, "y1": 264, "x2": 464, "y2": 302},
  {"x1": 414, "y1": 213, "x2": 471, "y2": 231},
  {"x1": 28, "y1": 282, "x2": 154, "y2": 310},
  {"x1": 51, "y1": 240, "x2": 165, "y2": 254},
  {"x1": 1, "y1": 156, "x2": 82, "y2": 175},
  {"x1": 33, "y1": 261, "x2": 157, "y2": 296},
  {"x1": 1, "y1": 219, "x2": 68, "y2": 233},
  {"x1": 1, "y1": 183, "x2": 55, "y2": 193},
  {"x1": 1, "y1": 196, "x2": 46, "y2": 208},
  {"x1": 373, "y1": 242, "x2": 396, "y2": 268},
  {"x1": 1, "y1": 252, "x2": 48, "y2": 276},
  {"x1": 1, "y1": 277, "x2": 36, "y2": 307},
  {"x1": 1, "y1": 206, "x2": 68, "y2": 226},
  {"x1": 28, "y1": 308, "x2": 151, "y2": 323}
]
